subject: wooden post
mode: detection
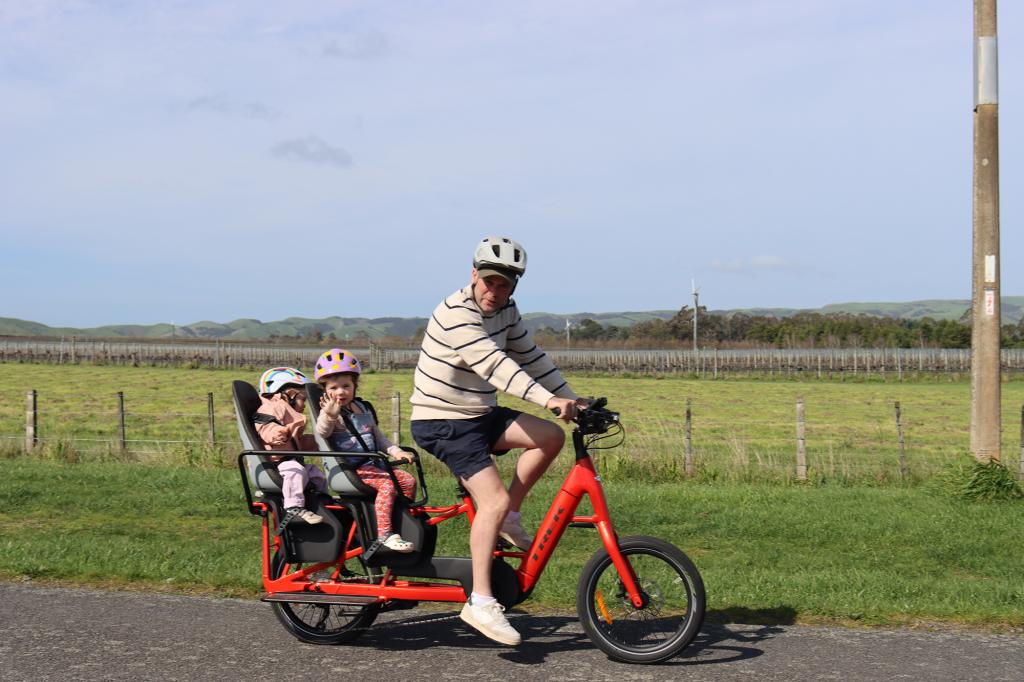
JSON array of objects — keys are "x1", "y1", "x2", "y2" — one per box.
[
  {"x1": 25, "y1": 390, "x2": 37, "y2": 452},
  {"x1": 795, "y1": 398, "x2": 807, "y2": 481},
  {"x1": 895, "y1": 401, "x2": 908, "y2": 480},
  {"x1": 391, "y1": 391, "x2": 401, "y2": 445},
  {"x1": 207, "y1": 392, "x2": 216, "y2": 445},
  {"x1": 684, "y1": 397, "x2": 694, "y2": 477},
  {"x1": 117, "y1": 391, "x2": 127, "y2": 452},
  {"x1": 1019, "y1": 404, "x2": 1024, "y2": 481}
]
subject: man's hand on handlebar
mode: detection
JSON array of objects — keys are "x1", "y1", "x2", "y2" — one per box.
[{"x1": 546, "y1": 396, "x2": 592, "y2": 422}]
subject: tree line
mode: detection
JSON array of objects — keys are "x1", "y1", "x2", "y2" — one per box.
[{"x1": 532, "y1": 307, "x2": 1024, "y2": 349}]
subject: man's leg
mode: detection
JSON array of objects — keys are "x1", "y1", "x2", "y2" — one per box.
[
  {"x1": 495, "y1": 413, "x2": 565, "y2": 512},
  {"x1": 460, "y1": 463, "x2": 510, "y2": 598}
]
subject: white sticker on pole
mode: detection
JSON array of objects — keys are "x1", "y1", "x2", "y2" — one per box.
[
  {"x1": 984, "y1": 289, "x2": 996, "y2": 316},
  {"x1": 985, "y1": 254, "x2": 996, "y2": 283}
]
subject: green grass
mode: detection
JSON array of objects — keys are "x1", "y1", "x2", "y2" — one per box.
[
  {"x1": 1, "y1": 458, "x2": 1020, "y2": 629},
  {"x1": 5, "y1": 363, "x2": 1022, "y2": 484}
]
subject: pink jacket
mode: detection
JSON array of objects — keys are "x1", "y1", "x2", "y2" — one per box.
[{"x1": 255, "y1": 394, "x2": 317, "y2": 451}]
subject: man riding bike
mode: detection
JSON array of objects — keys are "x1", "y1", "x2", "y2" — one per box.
[{"x1": 410, "y1": 236, "x2": 587, "y2": 646}]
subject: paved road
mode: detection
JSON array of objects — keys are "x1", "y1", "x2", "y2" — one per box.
[{"x1": 2, "y1": 583, "x2": 1022, "y2": 681}]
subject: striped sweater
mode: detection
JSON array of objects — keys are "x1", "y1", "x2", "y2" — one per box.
[{"x1": 411, "y1": 285, "x2": 577, "y2": 420}]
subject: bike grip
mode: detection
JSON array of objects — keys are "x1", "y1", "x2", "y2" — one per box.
[{"x1": 550, "y1": 407, "x2": 561, "y2": 416}]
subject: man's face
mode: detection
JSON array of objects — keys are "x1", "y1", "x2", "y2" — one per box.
[{"x1": 471, "y1": 269, "x2": 514, "y2": 313}]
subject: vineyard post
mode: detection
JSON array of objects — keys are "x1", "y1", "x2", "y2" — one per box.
[
  {"x1": 895, "y1": 401, "x2": 908, "y2": 480},
  {"x1": 684, "y1": 397, "x2": 694, "y2": 477},
  {"x1": 117, "y1": 391, "x2": 127, "y2": 452},
  {"x1": 391, "y1": 392, "x2": 401, "y2": 445},
  {"x1": 25, "y1": 390, "x2": 37, "y2": 453},
  {"x1": 796, "y1": 398, "x2": 807, "y2": 481},
  {"x1": 207, "y1": 393, "x2": 216, "y2": 445},
  {"x1": 1019, "y1": 404, "x2": 1023, "y2": 481}
]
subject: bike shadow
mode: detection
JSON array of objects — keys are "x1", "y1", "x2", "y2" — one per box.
[{"x1": 353, "y1": 606, "x2": 794, "y2": 667}]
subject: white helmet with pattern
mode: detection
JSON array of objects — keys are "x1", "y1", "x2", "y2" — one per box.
[
  {"x1": 259, "y1": 367, "x2": 309, "y2": 396},
  {"x1": 473, "y1": 236, "x2": 527, "y2": 283}
]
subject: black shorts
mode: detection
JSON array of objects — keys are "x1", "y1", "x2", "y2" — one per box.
[{"x1": 410, "y1": 406, "x2": 523, "y2": 481}]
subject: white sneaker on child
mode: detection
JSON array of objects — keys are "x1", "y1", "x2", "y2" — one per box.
[
  {"x1": 381, "y1": 533, "x2": 415, "y2": 552},
  {"x1": 460, "y1": 599, "x2": 521, "y2": 646},
  {"x1": 285, "y1": 507, "x2": 324, "y2": 525},
  {"x1": 498, "y1": 514, "x2": 533, "y2": 550}
]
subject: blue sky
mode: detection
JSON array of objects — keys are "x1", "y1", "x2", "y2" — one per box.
[{"x1": 2, "y1": 1, "x2": 1021, "y2": 327}]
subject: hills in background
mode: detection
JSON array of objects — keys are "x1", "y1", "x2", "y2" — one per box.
[{"x1": 2, "y1": 298, "x2": 1023, "y2": 341}]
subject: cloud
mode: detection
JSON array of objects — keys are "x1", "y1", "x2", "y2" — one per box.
[
  {"x1": 322, "y1": 29, "x2": 389, "y2": 60},
  {"x1": 709, "y1": 255, "x2": 798, "y2": 273},
  {"x1": 269, "y1": 136, "x2": 352, "y2": 168},
  {"x1": 188, "y1": 95, "x2": 279, "y2": 120}
]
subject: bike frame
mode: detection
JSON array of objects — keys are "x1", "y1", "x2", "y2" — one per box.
[{"x1": 240, "y1": 427, "x2": 645, "y2": 609}]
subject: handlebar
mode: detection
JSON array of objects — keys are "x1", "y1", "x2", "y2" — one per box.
[{"x1": 551, "y1": 397, "x2": 620, "y2": 435}]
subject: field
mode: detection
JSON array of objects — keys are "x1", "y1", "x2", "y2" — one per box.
[
  {"x1": 1, "y1": 364, "x2": 1023, "y2": 483},
  {"x1": 0, "y1": 363, "x2": 1022, "y2": 628}
]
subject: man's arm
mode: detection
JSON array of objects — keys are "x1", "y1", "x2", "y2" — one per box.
[{"x1": 504, "y1": 312, "x2": 578, "y2": 400}]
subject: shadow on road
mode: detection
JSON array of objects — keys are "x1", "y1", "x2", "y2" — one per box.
[{"x1": 348, "y1": 609, "x2": 790, "y2": 667}]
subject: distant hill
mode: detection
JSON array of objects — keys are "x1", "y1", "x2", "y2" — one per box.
[{"x1": 2, "y1": 298, "x2": 1022, "y2": 341}]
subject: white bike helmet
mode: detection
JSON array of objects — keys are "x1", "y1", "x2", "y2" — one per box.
[{"x1": 473, "y1": 236, "x2": 527, "y2": 283}]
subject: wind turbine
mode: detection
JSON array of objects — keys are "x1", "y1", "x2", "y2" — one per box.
[{"x1": 691, "y1": 279, "x2": 700, "y2": 353}]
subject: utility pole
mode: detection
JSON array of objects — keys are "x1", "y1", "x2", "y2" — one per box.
[
  {"x1": 970, "y1": 0, "x2": 1001, "y2": 462},
  {"x1": 691, "y1": 279, "x2": 700, "y2": 353}
]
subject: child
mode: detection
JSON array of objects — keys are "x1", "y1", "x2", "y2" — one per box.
[
  {"x1": 313, "y1": 348, "x2": 417, "y2": 552},
  {"x1": 254, "y1": 366, "x2": 327, "y2": 526}
]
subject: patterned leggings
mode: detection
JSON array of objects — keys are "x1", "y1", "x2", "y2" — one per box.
[{"x1": 356, "y1": 465, "x2": 417, "y2": 538}]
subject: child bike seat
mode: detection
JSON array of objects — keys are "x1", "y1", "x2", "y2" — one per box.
[{"x1": 231, "y1": 380, "x2": 285, "y2": 493}]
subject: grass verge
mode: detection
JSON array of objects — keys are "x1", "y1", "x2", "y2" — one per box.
[{"x1": 1, "y1": 458, "x2": 1021, "y2": 631}]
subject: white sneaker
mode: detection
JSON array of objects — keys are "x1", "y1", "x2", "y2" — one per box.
[
  {"x1": 285, "y1": 507, "x2": 324, "y2": 525},
  {"x1": 498, "y1": 515, "x2": 533, "y2": 550},
  {"x1": 460, "y1": 600, "x2": 521, "y2": 646},
  {"x1": 381, "y1": 533, "x2": 415, "y2": 552}
]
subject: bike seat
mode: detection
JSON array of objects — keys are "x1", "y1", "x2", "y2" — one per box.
[{"x1": 231, "y1": 380, "x2": 284, "y2": 494}]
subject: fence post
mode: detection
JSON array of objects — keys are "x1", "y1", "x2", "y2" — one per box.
[
  {"x1": 207, "y1": 393, "x2": 216, "y2": 445},
  {"x1": 795, "y1": 398, "x2": 807, "y2": 481},
  {"x1": 895, "y1": 401, "x2": 907, "y2": 480},
  {"x1": 1019, "y1": 404, "x2": 1024, "y2": 481},
  {"x1": 117, "y1": 391, "x2": 127, "y2": 452},
  {"x1": 25, "y1": 390, "x2": 37, "y2": 452},
  {"x1": 684, "y1": 397, "x2": 694, "y2": 477},
  {"x1": 391, "y1": 391, "x2": 401, "y2": 445}
]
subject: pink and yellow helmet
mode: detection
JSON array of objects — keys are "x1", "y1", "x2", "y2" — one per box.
[{"x1": 314, "y1": 348, "x2": 362, "y2": 382}]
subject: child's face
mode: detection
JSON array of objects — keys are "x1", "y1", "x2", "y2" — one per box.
[{"x1": 323, "y1": 374, "x2": 357, "y2": 406}]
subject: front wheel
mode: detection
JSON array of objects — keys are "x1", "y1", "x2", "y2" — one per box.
[
  {"x1": 577, "y1": 535, "x2": 705, "y2": 664},
  {"x1": 269, "y1": 551, "x2": 382, "y2": 645}
]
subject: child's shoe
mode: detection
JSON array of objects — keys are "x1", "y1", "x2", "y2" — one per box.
[
  {"x1": 285, "y1": 507, "x2": 324, "y2": 525},
  {"x1": 381, "y1": 533, "x2": 415, "y2": 552}
]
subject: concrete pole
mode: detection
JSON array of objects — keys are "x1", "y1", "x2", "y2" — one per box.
[{"x1": 970, "y1": 0, "x2": 1001, "y2": 462}]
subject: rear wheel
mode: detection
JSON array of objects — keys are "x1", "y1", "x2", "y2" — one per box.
[
  {"x1": 269, "y1": 551, "x2": 382, "y2": 645},
  {"x1": 577, "y1": 535, "x2": 705, "y2": 664}
]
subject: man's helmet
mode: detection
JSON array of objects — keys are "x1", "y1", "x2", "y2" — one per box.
[
  {"x1": 473, "y1": 236, "x2": 527, "y2": 283},
  {"x1": 259, "y1": 367, "x2": 310, "y2": 396},
  {"x1": 314, "y1": 348, "x2": 362, "y2": 382}
]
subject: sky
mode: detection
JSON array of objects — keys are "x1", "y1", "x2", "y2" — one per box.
[{"x1": 2, "y1": 1, "x2": 1022, "y2": 327}]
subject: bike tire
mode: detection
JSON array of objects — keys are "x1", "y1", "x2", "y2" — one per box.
[
  {"x1": 269, "y1": 550, "x2": 382, "y2": 645},
  {"x1": 576, "y1": 535, "x2": 705, "y2": 664}
]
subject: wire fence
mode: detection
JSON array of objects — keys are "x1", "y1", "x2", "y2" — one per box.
[
  {"x1": 4, "y1": 338, "x2": 1024, "y2": 378},
  {"x1": 5, "y1": 387, "x2": 1022, "y2": 484}
]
